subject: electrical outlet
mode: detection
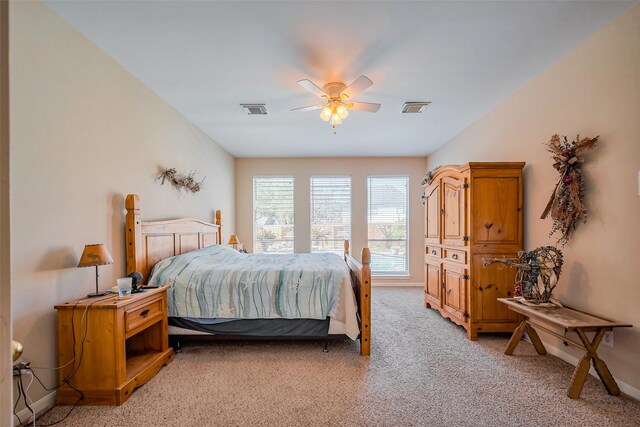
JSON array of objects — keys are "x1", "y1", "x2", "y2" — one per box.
[
  {"x1": 12, "y1": 360, "x2": 30, "y2": 376},
  {"x1": 602, "y1": 331, "x2": 614, "y2": 347},
  {"x1": 15, "y1": 360, "x2": 30, "y2": 369}
]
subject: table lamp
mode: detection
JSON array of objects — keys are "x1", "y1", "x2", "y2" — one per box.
[
  {"x1": 228, "y1": 234, "x2": 240, "y2": 250},
  {"x1": 78, "y1": 243, "x2": 114, "y2": 297}
]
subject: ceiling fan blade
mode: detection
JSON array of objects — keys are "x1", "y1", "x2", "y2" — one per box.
[
  {"x1": 342, "y1": 75, "x2": 373, "y2": 99},
  {"x1": 349, "y1": 101, "x2": 381, "y2": 113},
  {"x1": 290, "y1": 105, "x2": 323, "y2": 112},
  {"x1": 297, "y1": 79, "x2": 328, "y2": 98}
]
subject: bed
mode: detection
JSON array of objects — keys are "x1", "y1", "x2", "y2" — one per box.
[{"x1": 124, "y1": 194, "x2": 371, "y2": 356}]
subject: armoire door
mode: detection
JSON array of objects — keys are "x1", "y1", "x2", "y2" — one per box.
[
  {"x1": 471, "y1": 254, "x2": 520, "y2": 322},
  {"x1": 442, "y1": 263, "x2": 467, "y2": 319},
  {"x1": 471, "y1": 176, "x2": 521, "y2": 246},
  {"x1": 441, "y1": 176, "x2": 466, "y2": 247},
  {"x1": 424, "y1": 181, "x2": 441, "y2": 245},
  {"x1": 424, "y1": 260, "x2": 441, "y2": 306}
]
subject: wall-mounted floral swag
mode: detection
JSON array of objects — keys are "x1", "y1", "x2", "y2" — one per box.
[
  {"x1": 158, "y1": 168, "x2": 205, "y2": 194},
  {"x1": 540, "y1": 134, "x2": 598, "y2": 245}
]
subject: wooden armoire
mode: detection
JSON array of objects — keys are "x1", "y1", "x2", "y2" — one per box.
[{"x1": 423, "y1": 162, "x2": 525, "y2": 340}]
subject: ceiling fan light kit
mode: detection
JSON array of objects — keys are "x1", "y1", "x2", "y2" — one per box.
[{"x1": 292, "y1": 75, "x2": 381, "y2": 134}]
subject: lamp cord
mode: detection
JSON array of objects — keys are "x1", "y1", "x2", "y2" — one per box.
[
  {"x1": 13, "y1": 372, "x2": 24, "y2": 425},
  {"x1": 19, "y1": 370, "x2": 36, "y2": 427},
  {"x1": 30, "y1": 293, "x2": 113, "y2": 371}
]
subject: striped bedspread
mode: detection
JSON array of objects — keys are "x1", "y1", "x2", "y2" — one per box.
[{"x1": 147, "y1": 245, "x2": 348, "y2": 320}]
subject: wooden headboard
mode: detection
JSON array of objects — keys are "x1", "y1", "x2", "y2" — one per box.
[{"x1": 125, "y1": 194, "x2": 221, "y2": 283}]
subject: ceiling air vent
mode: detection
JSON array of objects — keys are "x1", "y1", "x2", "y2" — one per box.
[
  {"x1": 241, "y1": 104, "x2": 267, "y2": 115},
  {"x1": 401, "y1": 102, "x2": 431, "y2": 114}
]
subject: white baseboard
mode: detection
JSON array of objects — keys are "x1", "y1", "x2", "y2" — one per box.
[
  {"x1": 13, "y1": 390, "x2": 56, "y2": 426},
  {"x1": 372, "y1": 282, "x2": 422, "y2": 287},
  {"x1": 543, "y1": 343, "x2": 640, "y2": 401}
]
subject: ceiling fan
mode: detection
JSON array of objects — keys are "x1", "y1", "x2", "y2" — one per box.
[{"x1": 291, "y1": 75, "x2": 381, "y2": 133}]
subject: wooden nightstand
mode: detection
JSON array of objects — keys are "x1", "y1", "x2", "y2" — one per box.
[{"x1": 55, "y1": 286, "x2": 173, "y2": 405}]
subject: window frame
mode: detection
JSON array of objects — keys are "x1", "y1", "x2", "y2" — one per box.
[
  {"x1": 366, "y1": 175, "x2": 410, "y2": 277},
  {"x1": 309, "y1": 175, "x2": 352, "y2": 255},
  {"x1": 252, "y1": 175, "x2": 295, "y2": 254}
]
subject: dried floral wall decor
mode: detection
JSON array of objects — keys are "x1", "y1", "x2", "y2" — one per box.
[
  {"x1": 483, "y1": 246, "x2": 563, "y2": 305},
  {"x1": 541, "y1": 134, "x2": 598, "y2": 245},
  {"x1": 158, "y1": 167, "x2": 205, "y2": 194}
]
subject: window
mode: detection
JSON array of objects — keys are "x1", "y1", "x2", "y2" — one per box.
[
  {"x1": 253, "y1": 177, "x2": 294, "y2": 253},
  {"x1": 367, "y1": 176, "x2": 409, "y2": 275},
  {"x1": 310, "y1": 176, "x2": 351, "y2": 255}
]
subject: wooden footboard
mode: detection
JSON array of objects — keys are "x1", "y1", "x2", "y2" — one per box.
[{"x1": 344, "y1": 241, "x2": 372, "y2": 356}]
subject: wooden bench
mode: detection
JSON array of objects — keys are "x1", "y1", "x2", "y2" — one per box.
[{"x1": 498, "y1": 298, "x2": 632, "y2": 399}]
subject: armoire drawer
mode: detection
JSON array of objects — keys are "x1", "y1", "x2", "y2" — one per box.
[
  {"x1": 443, "y1": 248, "x2": 467, "y2": 264},
  {"x1": 425, "y1": 246, "x2": 442, "y2": 258}
]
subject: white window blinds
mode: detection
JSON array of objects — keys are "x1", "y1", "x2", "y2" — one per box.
[
  {"x1": 253, "y1": 176, "x2": 294, "y2": 254},
  {"x1": 310, "y1": 176, "x2": 351, "y2": 255},
  {"x1": 367, "y1": 176, "x2": 409, "y2": 275}
]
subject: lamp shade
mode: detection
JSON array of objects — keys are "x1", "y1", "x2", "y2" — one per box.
[
  {"x1": 78, "y1": 244, "x2": 114, "y2": 268},
  {"x1": 228, "y1": 235, "x2": 240, "y2": 245}
]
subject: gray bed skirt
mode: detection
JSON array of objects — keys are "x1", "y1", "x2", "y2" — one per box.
[{"x1": 168, "y1": 317, "x2": 331, "y2": 338}]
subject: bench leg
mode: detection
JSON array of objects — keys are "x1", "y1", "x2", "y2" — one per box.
[
  {"x1": 568, "y1": 354, "x2": 592, "y2": 399},
  {"x1": 576, "y1": 328, "x2": 620, "y2": 397},
  {"x1": 592, "y1": 356, "x2": 620, "y2": 396},
  {"x1": 525, "y1": 323, "x2": 547, "y2": 355},
  {"x1": 505, "y1": 321, "x2": 526, "y2": 355}
]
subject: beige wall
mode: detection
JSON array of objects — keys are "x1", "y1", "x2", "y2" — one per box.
[
  {"x1": 236, "y1": 157, "x2": 427, "y2": 284},
  {"x1": 426, "y1": 4, "x2": 640, "y2": 394},
  {"x1": 9, "y1": 0, "x2": 235, "y2": 409}
]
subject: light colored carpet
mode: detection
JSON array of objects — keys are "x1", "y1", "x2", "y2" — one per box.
[{"x1": 38, "y1": 287, "x2": 640, "y2": 426}]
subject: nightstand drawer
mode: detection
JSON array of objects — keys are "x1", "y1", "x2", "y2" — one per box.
[{"x1": 125, "y1": 298, "x2": 163, "y2": 333}]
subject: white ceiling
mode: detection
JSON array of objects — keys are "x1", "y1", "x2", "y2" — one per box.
[{"x1": 45, "y1": 1, "x2": 633, "y2": 158}]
